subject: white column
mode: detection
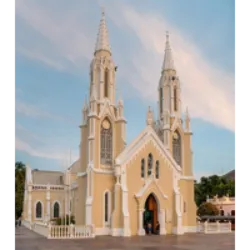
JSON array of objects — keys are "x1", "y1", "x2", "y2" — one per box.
[
  {"x1": 160, "y1": 209, "x2": 167, "y2": 235},
  {"x1": 46, "y1": 185, "x2": 50, "y2": 223},
  {"x1": 137, "y1": 209, "x2": 145, "y2": 236},
  {"x1": 175, "y1": 191, "x2": 183, "y2": 235},
  {"x1": 28, "y1": 185, "x2": 32, "y2": 222}
]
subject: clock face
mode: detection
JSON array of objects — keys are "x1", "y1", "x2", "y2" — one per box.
[
  {"x1": 102, "y1": 119, "x2": 110, "y2": 129},
  {"x1": 173, "y1": 132, "x2": 179, "y2": 140}
]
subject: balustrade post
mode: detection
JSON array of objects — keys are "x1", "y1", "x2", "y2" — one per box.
[
  {"x1": 204, "y1": 221, "x2": 208, "y2": 233},
  {"x1": 91, "y1": 224, "x2": 95, "y2": 238},
  {"x1": 70, "y1": 224, "x2": 74, "y2": 238},
  {"x1": 48, "y1": 224, "x2": 51, "y2": 239},
  {"x1": 216, "y1": 221, "x2": 220, "y2": 233}
]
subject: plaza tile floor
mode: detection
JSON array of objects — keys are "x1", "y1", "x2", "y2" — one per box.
[{"x1": 15, "y1": 226, "x2": 235, "y2": 250}]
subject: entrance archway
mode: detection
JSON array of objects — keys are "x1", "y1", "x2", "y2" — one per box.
[{"x1": 143, "y1": 193, "x2": 158, "y2": 234}]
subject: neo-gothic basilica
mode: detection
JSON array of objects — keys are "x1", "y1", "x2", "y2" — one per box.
[{"x1": 22, "y1": 10, "x2": 196, "y2": 236}]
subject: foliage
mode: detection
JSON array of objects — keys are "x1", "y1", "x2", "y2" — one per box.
[
  {"x1": 197, "y1": 202, "x2": 219, "y2": 216},
  {"x1": 51, "y1": 215, "x2": 75, "y2": 225},
  {"x1": 195, "y1": 175, "x2": 235, "y2": 207},
  {"x1": 15, "y1": 162, "x2": 26, "y2": 219}
]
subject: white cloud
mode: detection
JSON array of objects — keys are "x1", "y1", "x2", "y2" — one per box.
[
  {"x1": 16, "y1": 100, "x2": 77, "y2": 126},
  {"x1": 15, "y1": 0, "x2": 234, "y2": 132},
  {"x1": 16, "y1": 101, "x2": 53, "y2": 118},
  {"x1": 14, "y1": 136, "x2": 78, "y2": 165}
]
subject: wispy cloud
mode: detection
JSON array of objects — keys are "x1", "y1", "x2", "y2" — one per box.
[
  {"x1": 16, "y1": 100, "x2": 77, "y2": 125},
  {"x1": 15, "y1": 0, "x2": 234, "y2": 132},
  {"x1": 14, "y1": 136, "x2": 78, "y2": 165}
]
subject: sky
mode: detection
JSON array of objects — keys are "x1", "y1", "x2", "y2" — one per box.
[{"x1": 15, "y1": 0, "x2": 235, "y2": 181}]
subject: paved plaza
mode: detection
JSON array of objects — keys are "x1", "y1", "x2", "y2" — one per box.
[{"x1": 15, "y1": 226, "x2": 235, "y2": 250}]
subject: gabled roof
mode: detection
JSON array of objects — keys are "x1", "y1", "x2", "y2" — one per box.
[{"x1": 115, "y1": 125, "x2": 181, "y2": 173}]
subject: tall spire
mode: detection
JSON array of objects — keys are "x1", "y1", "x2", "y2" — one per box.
[
  {"x1": 162, "y1": 31, "x2": 175, "y2": 71},
  {"x1": 95, "y1": 8, "x2": 111, "y2": 54}
]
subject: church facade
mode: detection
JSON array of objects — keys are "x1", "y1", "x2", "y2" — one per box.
[{"x1": 22, "y1": 11, "x2": 197, "y2": 236}]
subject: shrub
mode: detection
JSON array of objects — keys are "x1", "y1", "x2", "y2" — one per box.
[{"x1": 197, "y1": 202, "x2": 219, "y2": 216}]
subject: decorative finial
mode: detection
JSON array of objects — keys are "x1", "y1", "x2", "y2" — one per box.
[
  {"x1": 101, "y1": 6, "x2": 105, "y2": 15},
  {"x1": 166, "y1": 31, "x2": 169, "y2": 42}
]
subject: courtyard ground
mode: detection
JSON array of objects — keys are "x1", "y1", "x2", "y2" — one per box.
[{"x1": 15, "y1": 226, "x2": 235, "y2": 250}]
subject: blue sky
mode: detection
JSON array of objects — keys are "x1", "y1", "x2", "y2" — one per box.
[{"x1": 15, "y1": 0, "x2": 235, "y2": 180}]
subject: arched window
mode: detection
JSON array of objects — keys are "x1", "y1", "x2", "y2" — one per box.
[
  {"x1": 104, "y1": 68, "x2": 109, "y2": 98},
  {"x1": 220, "y1": 210, "x2": 225, "y2": 216},
  {"x1": 100, "y1": 119, "x2": 112, "y2": 165},
  {"x1": 155, "y1": 160, "x2": 159, "y2": 179},
  {"x1": 141, "y1": 159, "x2": 145, "y2": 178},
  {"x1": 36, "y1": 201, "x2": 42, "y2": 219},
  {"x1": 53, "y1": 202, "x2": 60, "y2": 218},
  {"x1": 148, "y1": 153, "x2": 153, "y2": 176},
  {"x1": 173, "y1": 86, "x2": 177, "y2": 111},
  {"x1": 104, "y1": 192, "x2": 109, "y2": 223},
  {"x1": 160, "y1": 87, "x2": 163, "y2": 114},
  {"x1": 172, "y1": 131, "x2": 181, "y2": 166}
]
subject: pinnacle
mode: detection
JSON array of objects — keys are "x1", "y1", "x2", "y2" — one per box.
[
  {"x1": 95, "y1": 9, "x2": 111, "y2": 54},
  {"x1": 162, "y1": 31, "x2": 175, "y2": 71}
]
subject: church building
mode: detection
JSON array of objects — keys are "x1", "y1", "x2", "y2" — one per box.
[{"x1": 22, "y1": 10, "x2": 197, "y2": 236}]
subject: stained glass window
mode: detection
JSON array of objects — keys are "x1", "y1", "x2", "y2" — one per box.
[
  {"x1": 141, "y1": 159, "x2": 145, "y2": 178},
  {"x1": 53, "y1": 202, "x2": 60, "y2": 218},
  {"x1": 156, "y1": 160, "x2": 159, "y2": 179},
  {"x1": 148, "y1": 154, "x2": 153, "y2": 176},
  {"x1": 173, "y1": 131, "x2": 181, "y2": 166},
  {"x1": 100, "y1": 122, "x2": 112, "y2": 165}
]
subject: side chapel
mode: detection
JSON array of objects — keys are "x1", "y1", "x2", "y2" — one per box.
[{"x1": 22, "y1": 10, "x2": 196, "y2": 236}]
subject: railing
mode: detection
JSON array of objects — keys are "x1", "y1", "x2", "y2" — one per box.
[
  {"x1": 48, "y1": 224, "x2": 95, "y2": 239},
  {"x1": 198, "y1": 221, "x2": 232, "y2": 234}
]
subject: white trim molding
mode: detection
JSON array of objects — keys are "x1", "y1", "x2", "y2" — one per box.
[
  {"x1": 135, "y1": 176, "x2": 168, "y2": 200},
  {"x1": 111, "y1": 228, "x2": 124, "y2": 236},
  {"x1": 95, "y1": 227, "x2": 111, "y2": 236},
  {"x1": 183, "y1": 226, "x2": 198, "y2": 233},
  {"x1": 115, "y1": 125, "x2": 181, "y2": 175},
  {"x1": 180, "y1": 176, "x2": 195, "y2": 181}
]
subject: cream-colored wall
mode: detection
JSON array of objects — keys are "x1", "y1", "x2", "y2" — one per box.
[
  {"x1": 92, "y1": 173, "x2": 115, "y2": 228},
  {"x1": 179, "y1": 179, "x2": 196, "y2": 227},
  {"x1": 126, "y1": 140, "x2": 174, "y2": 235},
  {"x1": 75, "y1": 176, "x2": 87, "y2": 225},
  {"x1": 25, "y1": 187, "x2": 71, "y2": 223},
  {"x1": 80, "y1": 124, "x2": 88, "y2": 173}
]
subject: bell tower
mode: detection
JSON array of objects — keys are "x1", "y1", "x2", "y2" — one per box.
[
  {"x1": 155, "y1": 32, "x2": 193, "y2": 176},
  {"x1": 76, "y1": 9, "x2": 127, "y2": 228}
]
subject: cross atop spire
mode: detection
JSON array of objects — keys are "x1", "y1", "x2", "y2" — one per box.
[
  {"x1": 95, "y1": 8, "x2": 111, "y2": 55},
  {"x1": 162, "y1": 31, "x2": 175, "y2": 71}
]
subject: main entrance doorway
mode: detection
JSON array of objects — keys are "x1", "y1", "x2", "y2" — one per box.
[{"x1": 143, "y1": 193, "x2": 158, "y2": 234}]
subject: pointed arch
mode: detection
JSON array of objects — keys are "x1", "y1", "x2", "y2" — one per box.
[
  {"x1": 141, "y1": 158, "x2": 145, "y2": 178},
  {"x1": 144, "y1": 193, "x2": 160, "y2": 234},
  {"x1": 172, "y1": 130, "x2": 181, "y2": 166},
  {"x1": 53, "y1": 201, "x2": 60, "y2": 218},
  {"x1": 173, "y1": 86, "x2": 178, "y2": 111},
  {"x1": 35, "y1": 201, "x2": 43, "y2": 219},
  {"x1": 147, "y1": 153, "x2": 153, "y2": 176},
  {"x1": 155, "y1": 160, "x2": 159, "y2": 179},
  {"x1": 103, "y1": 189, "x2": 112, "y2": 226},
  {"x1": 159, "y1": 87, "x2": 163, "y2": 114},
  {"x1": 104, "y1": 68, "x2": 109, "y2": 98},
  {"x1": 100, "y1": 117, "x2": 112, "y2": 165}
]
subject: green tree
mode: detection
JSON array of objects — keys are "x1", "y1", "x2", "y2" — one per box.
[
  {"x1": 197, "y1": 202, "x2": 219, "y2": 216},
  {"x1": 15, "y1": 162, "x2": 26, "y2": 219},
  {"x1": 195, "y1": 174, "x2": 235, "y2": 207}
]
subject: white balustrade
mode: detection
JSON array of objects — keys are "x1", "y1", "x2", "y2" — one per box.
[
  {"x1": 48, "y1": 224, "x2": 95, "y2": 239},
  {"x1": 198, "y1": 221, "x2": 232, "y2": 234}
]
